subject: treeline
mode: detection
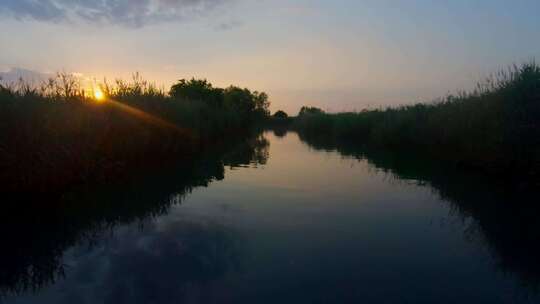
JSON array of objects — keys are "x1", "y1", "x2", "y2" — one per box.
[
  {"x1": 0, "y1": 73, "x2": 270, "y2": 193},
  {"x1": 293, "y1": 63, "x2": 540, "y2": 178}
]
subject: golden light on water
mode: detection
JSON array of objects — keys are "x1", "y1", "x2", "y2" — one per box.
[{"x1": 93, "y1": 88, "x2": 105, "y2": 101}]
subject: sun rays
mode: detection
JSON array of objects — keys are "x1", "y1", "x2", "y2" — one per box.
[{"x1": 93, "y1": 88, "x2": 105, "y2": 102}]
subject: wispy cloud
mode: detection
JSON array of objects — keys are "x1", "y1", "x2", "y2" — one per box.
[
  {"x1": 214, "y1": 19, "x2": 242, "y2": 31},
  {"x1": 0, "y1": 0, "x2": 233, "y2": 28},
  {"x1": 0, "y1": 67, "x2": 50, "y2": 84}
]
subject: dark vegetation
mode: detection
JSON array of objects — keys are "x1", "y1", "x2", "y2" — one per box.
[
  {"x1": 0, "y1": 74, "x2": 270, "y2": 194},
  {"x1": 293, "y1": 63, "x2": 540, "y2": 179},
  {"x1": 273, "y1": 110, "x2": 289, "y2": 119},
  {"x1": 266, "y1": 110, "x2": 293, "y2": 135}
]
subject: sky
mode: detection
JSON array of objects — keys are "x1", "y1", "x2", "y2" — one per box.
[{"x1": 0, "y1": 0, "x2": 539, "y2": 114}]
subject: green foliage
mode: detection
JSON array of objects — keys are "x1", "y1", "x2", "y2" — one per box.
[
  {"x1": 223, "y1": 86, "x2": 255, "y2": 115},
  {"x1": 169, "y1": 78, "x2": 224, "y2": 107},
  {"x1": 169, "y1": 78, "x2": 270, "y2": 122}
]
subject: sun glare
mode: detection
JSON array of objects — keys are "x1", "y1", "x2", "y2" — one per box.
[{"x1": 93, "y1": 88, "x2": 105, "y2": 101}]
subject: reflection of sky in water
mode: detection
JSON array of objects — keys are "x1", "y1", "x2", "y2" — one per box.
[
  {"x1": 9, "y1": 216, "x2": 243, "y2": 304},
  {"x1": 5, "y1": 132, "x2": 540, "y2": 304}
]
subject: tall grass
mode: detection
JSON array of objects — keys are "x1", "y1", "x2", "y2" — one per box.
[
  {"x1": 294, "y1": 63, "x2": 540, "y2": 176},
  {"x1": 0, "y1": 73, "x2": 269, "y2": 193}
]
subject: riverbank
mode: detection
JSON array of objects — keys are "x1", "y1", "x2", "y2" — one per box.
[
  {"x1": 0, "y1": 75, "x2": 270, "y2": 194},
  {"x1": 292, "y1": 63, "x2": 540, "y2": 180}
]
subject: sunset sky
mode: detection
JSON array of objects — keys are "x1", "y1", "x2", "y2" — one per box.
[{"x1": 1, "y1": 0, "x2": 539, "y2": 113}]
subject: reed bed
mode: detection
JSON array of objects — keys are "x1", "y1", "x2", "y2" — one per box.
[
  {"x1": 294, "y1": 63, "x2": 540, "y2": 177},
  {"x1": 0, "y1": 73, "x2": 269, "y2": 193}
]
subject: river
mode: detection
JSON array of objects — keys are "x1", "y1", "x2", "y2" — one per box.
[{"x1": 2, "y1": 130, "x2": 539, "y2": 304}]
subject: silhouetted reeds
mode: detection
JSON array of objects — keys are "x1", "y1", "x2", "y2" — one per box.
[
  {"x1": 0, "y1": 73, "x2": 270, "y2": 193},
  {"x1": 294, "y1": 63, "x2": 540, "y2": 178}
]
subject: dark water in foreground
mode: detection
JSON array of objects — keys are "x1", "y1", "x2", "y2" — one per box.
[{"x1": 2, "y1": 131, "x2": 540, "y2": 304}]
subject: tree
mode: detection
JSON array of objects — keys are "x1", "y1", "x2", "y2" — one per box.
[
  {"x1": 298, "y1": 106, "x2": 324, "y2": 116},
  {"x1": 273, "y1": 110, "x2": 288, "y2": 119},
  {"x1": 252, "y1": 91, "x2": 270, "y2": 117},
  {"x1": 169, "y1": 79, "x2": 271, "y2": 122},
  {"x1": 223, "y1": 86, "x2": 254, "y2": 114},
  {"x1": 169, "y1": 78, "x2": 223, "y2": 107}
]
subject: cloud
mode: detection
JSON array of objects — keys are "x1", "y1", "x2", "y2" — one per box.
[
  {"x1": 0, "y1": 0, "x2": 232, "y2": 28},
  {"x1": 14, "y1": 218, "x2": 243, "y2": 304},
  {"x1": 0, "y1": 0, "x2": 65, "y2": 22},
  {"x1": 0, "y1": 68, "x2": 96, "y2": 90},
  {"x1": 0, "y1": 67, "x2": 50, "y2": 84}
]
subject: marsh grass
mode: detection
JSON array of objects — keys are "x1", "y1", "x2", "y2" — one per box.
[
  {"x1": 0, "y1": 73, "x2": 268, "y2": 193},
  {"x1": 294, "y1": 63, "x2": 540, "y2": 177}
]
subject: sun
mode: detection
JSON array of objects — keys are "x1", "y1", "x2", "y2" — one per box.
[{"x1": 93, "y1": 88, "x2": 105, "y2": 101}]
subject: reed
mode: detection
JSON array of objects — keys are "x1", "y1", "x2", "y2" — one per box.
[
  {"x1": 0, "y1": 73, "x2": 270, "y2": 193},
  {"x1": 294, "y1": 63, "x2": 540, "y2": 177}
]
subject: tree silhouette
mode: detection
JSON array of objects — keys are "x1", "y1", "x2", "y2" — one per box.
[
  {"x1": 298, "y1": 106, "x2": 324, "y2": 116},
  {"x1": 169, "y1": 78, "x2": 224, "y2": 107},
  {"x1": 273, "y1": 110, "x2": 288, "y2": 119}
]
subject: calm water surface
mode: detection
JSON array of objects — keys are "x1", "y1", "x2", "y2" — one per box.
[{"x1": 3, "y1": 131, "x2": 540, "y2": 303}]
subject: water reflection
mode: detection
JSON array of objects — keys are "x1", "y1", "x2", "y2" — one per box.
[
  {"x1": 296, "y1": 131, "x2": 540, "y2": 293},
  {"x1": 3, "y1": 130, "x2": 540, "y2": 303},
  {"x1": 271, "y1": 126, "x2": 288, "y2": 138},
  {"x1": 223, "y1": 134, "x2": 269, "y2": 168},
  {"x1": 0, "y1": 133, "x2": 269, "y2": 298},
  {"x1": 59, "y1": 218, "x2": 241, "y2": 304}
]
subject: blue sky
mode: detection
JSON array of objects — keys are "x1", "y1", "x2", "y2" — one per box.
[{"x1": 1, "y1": 0, "x2": 539, "y2": 113}]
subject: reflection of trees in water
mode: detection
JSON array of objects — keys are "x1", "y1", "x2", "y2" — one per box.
[
  {"x1": 297, "y1": 131, "x2": 540, "y2": 293},
  {"x1": 272, "y1": 127, "x2": 288, "y2": 138},
  {"x1": 223, "y1": 134, "x2": 270, "y2": 168},
  {"x1": 0, "y1": 133, "x2": 269, "y2": 297}
]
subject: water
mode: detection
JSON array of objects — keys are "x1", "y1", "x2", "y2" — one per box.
[{"x1": 2, "y1": 131, "x2": 540, "y2": 303}]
